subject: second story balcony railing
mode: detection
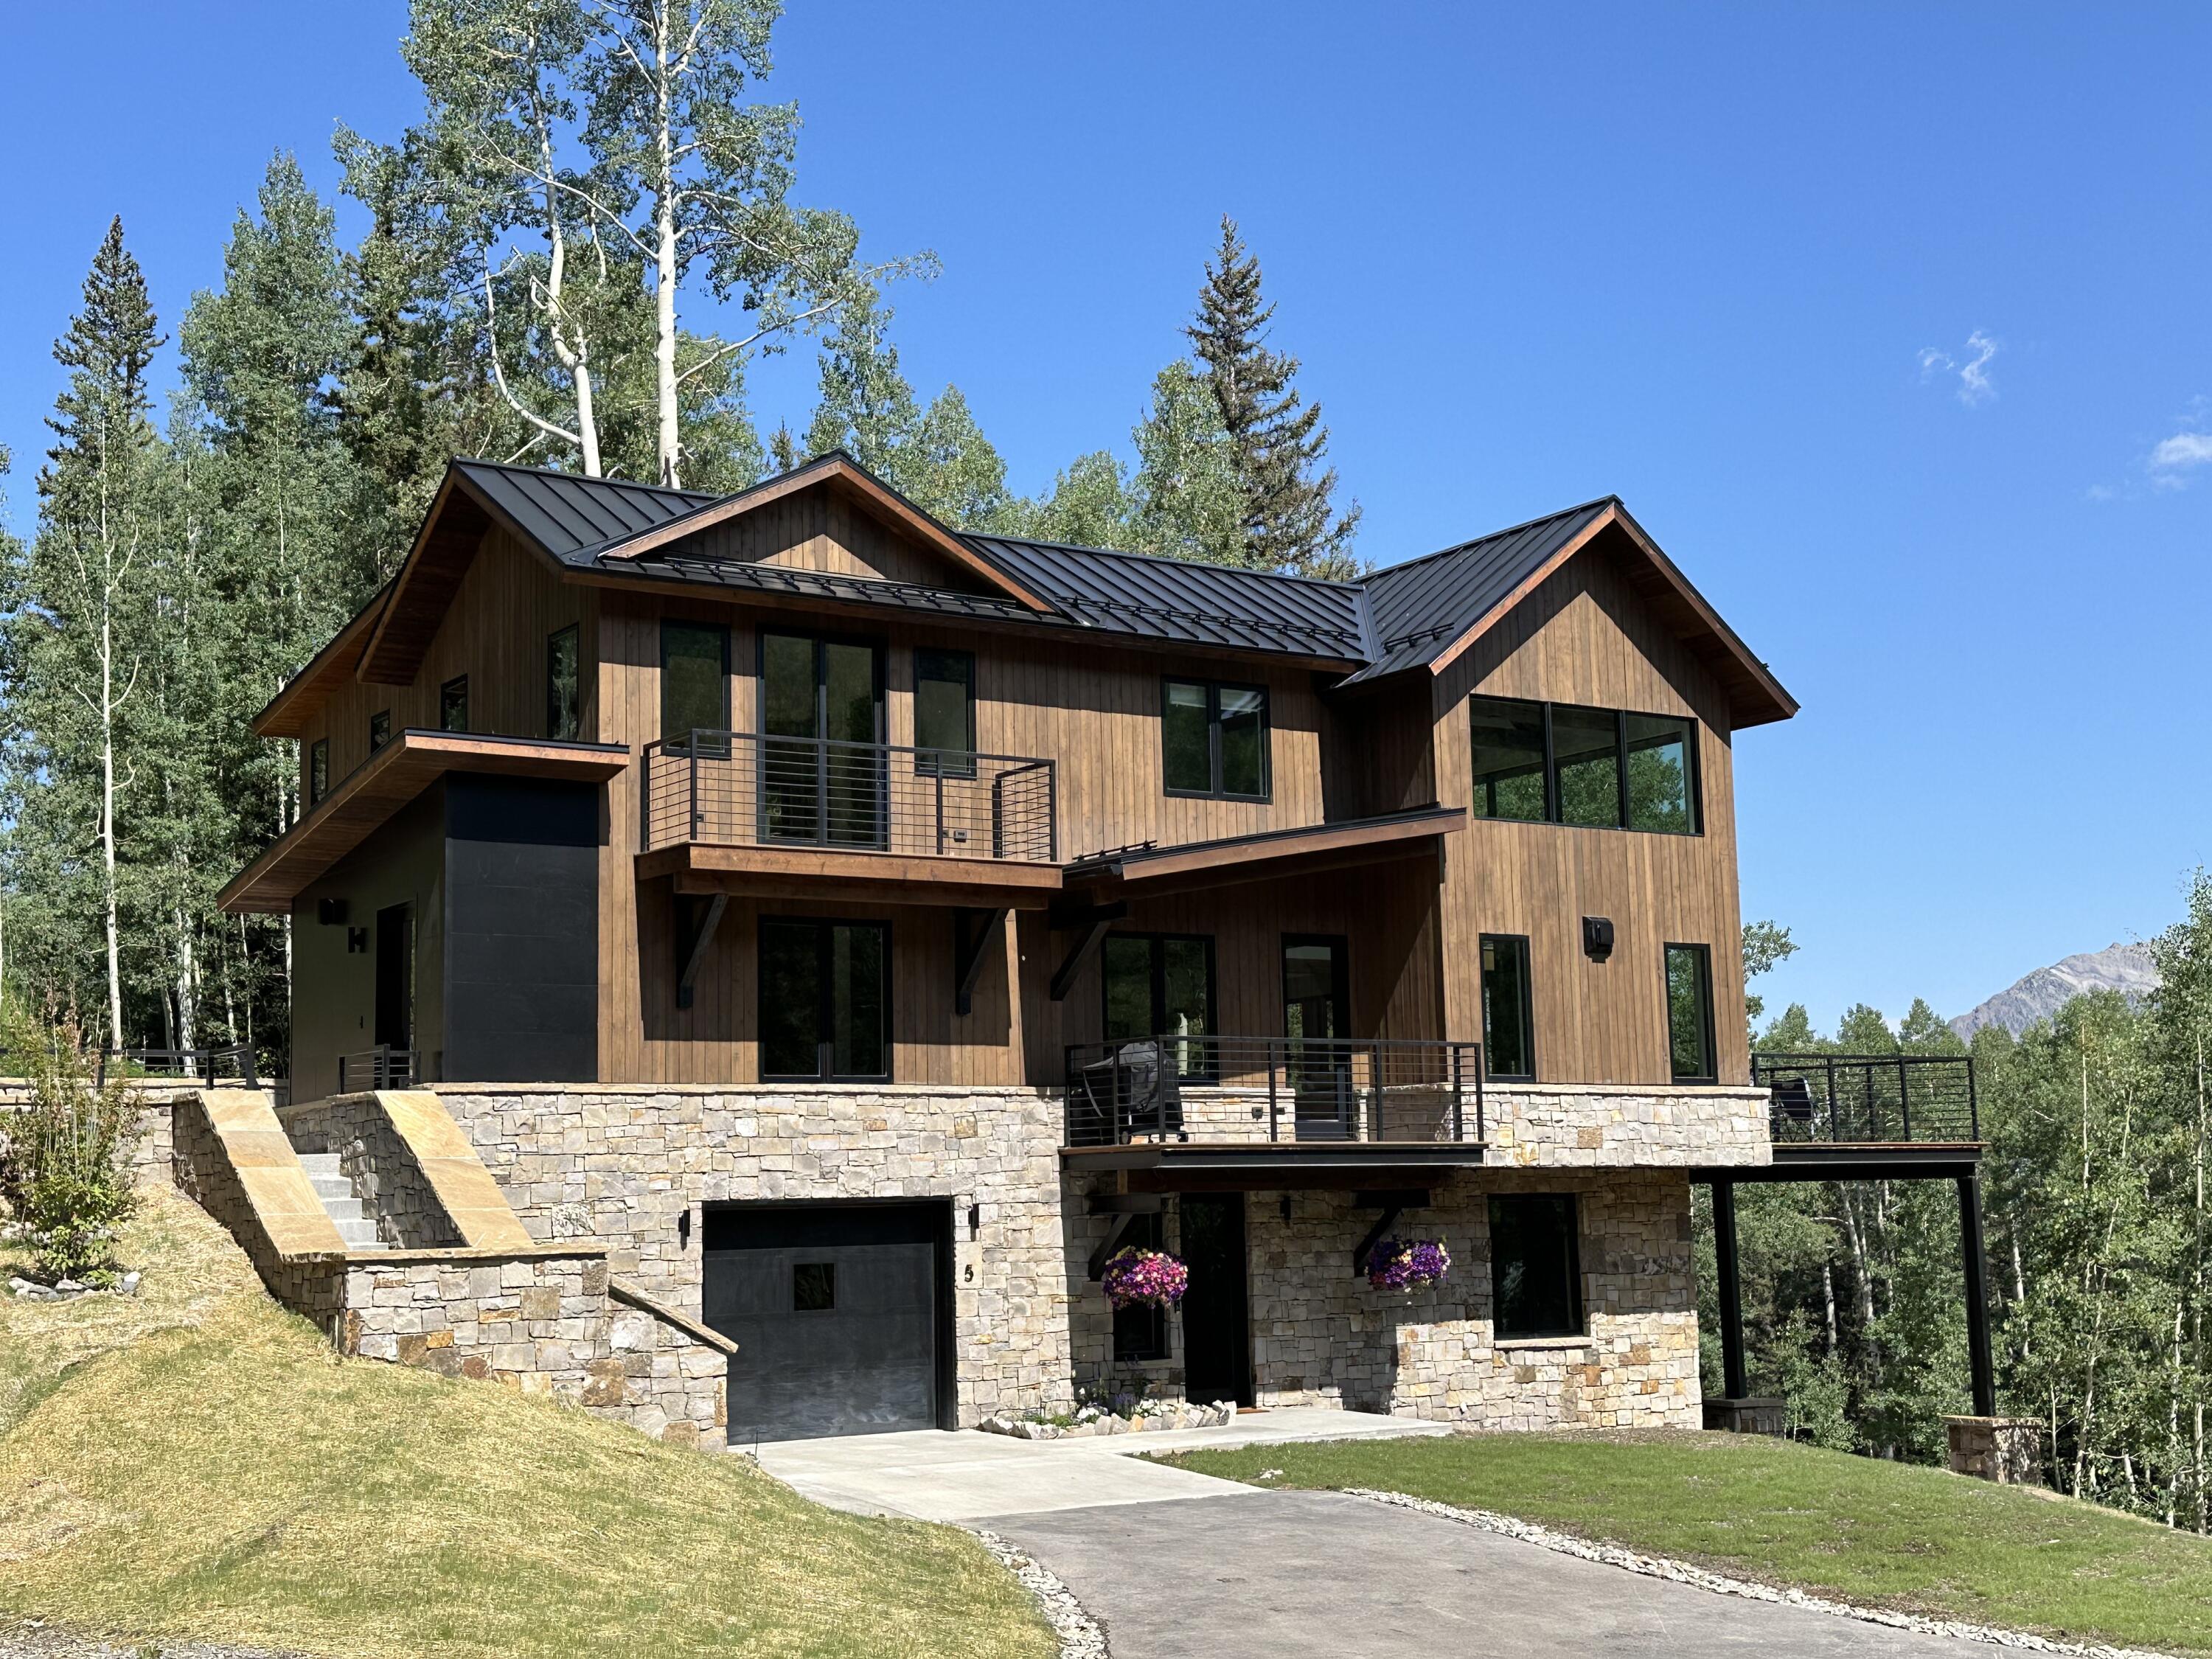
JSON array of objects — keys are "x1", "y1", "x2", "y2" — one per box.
[
  {"x1": 1753, "y1": 1052, "x2": 1979, "y2": 1145},
  {"x1": 642, "y1": 729, "x2": 1057, "y2": 862},
  {"x1": 1062, "y1": 1036, "x2": 1484, "y2": 1148}
]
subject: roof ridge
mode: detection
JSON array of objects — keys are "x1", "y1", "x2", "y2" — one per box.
[
  {"x1": 1364, "y1": 495, "x2": 1620, "y2": 582},
  {"x1": 970, "y1": 531, "x2": 1368, "y2": 594}
]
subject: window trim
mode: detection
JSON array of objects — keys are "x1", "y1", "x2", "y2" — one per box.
[
  {"x1": 439, "y1": 675, "x2": 470, "y2": 734},
  {"x1": 757, "y1": 914, "x2": 894, "y2": 1085},
  {"x1": 308, "y1": 737, "x2": 329, "y2": 806},
  {"x1": 1663, "y1": 941, "x2": 1718, "y2": 1084},
  {"x1": 913, "y1": 647, "x2": 977, "y2": 779},
  {"x1": 1478, "y1": 932, "x2": 1537, "y2": 1082},
  {"x1": 1489, "y1": 1192, "x2": 1586, "y2": 1340},
  {"x1": 546, "y1": 624, "x2": 581, "y2": 741},
  {"x1": 1100, "y1": 930, "x2": 1219, "y2": 1081},
  {"x1": 1161, "y1": 678, "x2": 1272, "y2": 802},
  {"x1": 368, "y1": 710, "x2": 392, "y2": 752},
  {"x1": 1467, "y1": 694, "x2": 1701, "y2": 837}
]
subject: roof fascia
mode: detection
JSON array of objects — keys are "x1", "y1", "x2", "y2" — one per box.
[
  {"x1": 1425, "y1": 505, "x2": 1621, "y2": 680},
  {"x1": 249, "y1": 583, "x2": 394, "y2": 738}
]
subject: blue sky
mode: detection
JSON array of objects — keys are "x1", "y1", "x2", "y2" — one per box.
[{"x1": 2, "y1": 2, "x2": 2207, "y2": 1028}]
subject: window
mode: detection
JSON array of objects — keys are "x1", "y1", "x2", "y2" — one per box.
[
  {"x1": 546, "y1": 625, "x2": 580, "y2": 740},
  {"x1": 1467, "y1": 696, "x2": 1700, "y2": 835},
  {"x1": 1489, "y1": 1194, "x2": 1584, "y2": 1339},
  {"x1": 1468, "y1": 698, "x2": 1547, "y2": 821},
  {"x1": 368, "y1": 710, "x2": 392, "y2": 752},
  {"x1": 1102, "y1": 933, "x2": 1215, "y2": 1079},
  {"x1": 914, "y1": 648, "x2": 975, "y2": 777},
  {"x1": 308, "y1": 739, "x2": 329, "y2": 805},
  {"x1": 793, "y1": 1262, "x2": 836, "y2": 1312},
  {"x1": 661, "y1": 621, "x2": 730, "y2": 748},
  {"x1": 1665, "y1": 943, "x2": 1717, "y2": 1082},
  {"x1": 439, "y1": 675, "x2": 469, "y2": 734},
  {"x1": 1111, "y1": 1211, "x2": 1169, "y2": 1362},
  {"x1": 759, "y1": 917, "x2": 890, "y2": 1081},
  {"x1": 1161, "y1": 679, "x2": 1269, "y2": 800},
  {"x1": 1480, "y1": 935, "x2": 1535, "y2": 1081}
]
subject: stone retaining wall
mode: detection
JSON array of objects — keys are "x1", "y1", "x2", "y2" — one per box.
[
  {"x1": 170, "y1": 1090, "x2": 349, "y2": 1326},
  {"x1": 0, "y1": 1081, "x2": 184, "y2": 1188},
  {"x1": 284, "y1": 1092, "x2": 462, "y2": 1248}
]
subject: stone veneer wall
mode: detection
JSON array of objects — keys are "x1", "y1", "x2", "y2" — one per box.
[
  {"x1": 431, "y1": 1083, "x2": 1078, "y2": 1425},
  {"x1": 170, "y1": 1091, "x2": 347, "y2": 1327},
  {"x1": 284, "y1": 1093, "x2": 463, "y2": 1248},
  {"x1": 1483, "y1": 1084, "x2": 1770, "y2": 1169},
  {"x1": 1, "y1": 1082, "x2": 184, "y2": 1187},
  {"x1": 1068, "y1": 1170, "x2": 1701, "y2": 1430}
]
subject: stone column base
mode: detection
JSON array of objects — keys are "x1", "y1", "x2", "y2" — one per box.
[
  {"x1": 1703, "y1": 1397, "x2": 1787, "y2": 1435},
  {"x1": 1945, "y1": 1416, "x2": 2042, "y2": 1484}
]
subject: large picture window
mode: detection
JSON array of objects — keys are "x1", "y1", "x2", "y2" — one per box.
[
  {"x1": 546, "y1": 625, "x2": 580, "y2": 740},
  {"x1": 662, "y1": 621, "x2": 730, "y2": 748},
  {"x1": 1489, "y1": 1194, "x2": 1584, "y2": 1339},
  {"x1": 1480, "y1": 934, "x2": 1534, "y2": 1082},
  {"x1": 1665, "y1": 943, "x2": 1717, "y2": 1083},
  {"x1": 439, "y1": 675, "x2": 469, "y2": 734},
  {"x1": 759, "y1": 918, "x2": 890, "y2": 1082},
  {"x1": 1466, "y1": 696, "x2": 1700, "y2": 835},
  {"x1": 1161, "y1": 679, "x2": 1269, "y2": 801},
  {"x1": 1102, "y1": 932, "x2": 1215, "y2": 1079}
]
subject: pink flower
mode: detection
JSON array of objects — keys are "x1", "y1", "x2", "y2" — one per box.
[{"x1": 1102, "y1": 1246, "x2": 1189, "y2": 1310}]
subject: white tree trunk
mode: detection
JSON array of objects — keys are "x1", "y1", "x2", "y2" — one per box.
[{"x1": 652, "y1": 7, "x2": 682, "y2": 487}]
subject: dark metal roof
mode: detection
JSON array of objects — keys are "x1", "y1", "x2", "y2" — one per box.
[
  {"x1": 453, "y1": 459, "x2": 718, "y2": 563},
  {"x1": 1346, "y1": 498, "x2": 1616, "y2": 684},
  {"x1": 613, "y1": 552, "x2": 1043, "y2": 625}
]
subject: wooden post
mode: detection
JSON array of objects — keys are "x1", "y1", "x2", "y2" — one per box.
[{"x1": 1713, "y1": 1178, "x2": 1748, "y2": 1401}]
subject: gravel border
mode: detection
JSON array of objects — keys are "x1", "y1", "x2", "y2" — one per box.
[
  {"x1": 1343, "y1": 1488, "x2": 2177, "y2": 1659},
  {"x1": 970, "y1": 1528, "x2": 1109, "y2": 1659},
  {"x1": 0, "y1": 1618, "x2": 310, "y2": 1658}
]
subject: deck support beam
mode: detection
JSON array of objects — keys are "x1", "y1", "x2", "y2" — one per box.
[
  {"x1": 675, "y1": 893, "x2": 727, "y2": 1011},
  {"x1": 1048, "y1": 904, "x2": 1126, "y2": 1002},
  {"x1": 953, "y1": 906, "x2": 1009, "y2": 1018},
  {"x1": 1711, "y1": 1177, "x2": 1748, "y2": 1402},
  {"x1": 1958, "y1": 1170, "x2": 1997, "y2": 1418}
]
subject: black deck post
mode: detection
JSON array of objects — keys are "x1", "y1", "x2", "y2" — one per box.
[
  {"x1": 1712, "y1": 1178, "x2": 1747, "y2": 1401},
  {"x1": 1958, "y1": 1171, "x2": 1997, "y2": 1416}
]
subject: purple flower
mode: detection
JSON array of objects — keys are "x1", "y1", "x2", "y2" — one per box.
[
  {"x1": 1367, "y1": 1237, "x2": 1450, "y2": 1292},
  {"x1": 1102, "y1": 1246, "x2": 1189, "y2": 1310}
]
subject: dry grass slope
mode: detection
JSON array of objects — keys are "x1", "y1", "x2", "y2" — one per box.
[{"x1": 0, "y1": 1189, "x2": 1054, "y2": 1659}]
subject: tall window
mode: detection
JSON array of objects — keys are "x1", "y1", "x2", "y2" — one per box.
[
  {"x1": 661, "y1": 621, "x2": 730, "y2": 748},
  {"x1": 308, "y1": 738, "x2": 329, "y2": 805},
  {"x1": 546, "y1": 625, "x2": 580, "y2": 740},
  {"x1": 1489, "y1": 1194, "x2": 1583, "y2": 1339},
  {"x1": 1665, "y1": 943, "x2": 1716, "y2": 1082},
  {"x1": 368, "y1": 710, "x2": 392, "y2": 752},
  {"x1": 1467, "y1": 696, "x2": 1700, "y2": 835},
  {"x1": 1102, "y1": 933, "x2": 1214, "y2": 1079},
  {"x1": 439, "y1": 675, "x2": 469, "y2": 734},
  {"x1": 1161, "y1": 680, "x2": 1269, "y2": 800},
  {"x1": 1480, "y1": 935, "x2": 1534, "y2": 1081},
  {"x1": 759, "y1": 918, "x2": 889, "y2": 1081},
  {"x1": 914, "y1": 648, "x2": 975, "y2": 777},
  {"x1": 1112, "y1": 1211, "x2": 1169, "y2": 1362}
]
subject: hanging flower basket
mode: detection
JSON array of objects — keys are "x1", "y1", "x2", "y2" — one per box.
[
  {"x1": 1101, "y1": 1246, "x2": 1189, "y2": 1310},
  {"x1": 1366, "y1": 1237, "x2": 1451, "y2": 1293}
]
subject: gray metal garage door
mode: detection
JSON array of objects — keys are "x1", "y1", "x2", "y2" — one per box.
[{"x1": 702, "y1": 1202, "x2": 950, "y2": 1444}]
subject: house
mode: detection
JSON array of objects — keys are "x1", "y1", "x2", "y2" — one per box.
[{"x1": 217, "y1": 452, "x2": 1992, "y2": 1447}]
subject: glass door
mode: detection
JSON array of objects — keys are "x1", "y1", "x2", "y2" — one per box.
[
  {"x1": 1282, "y1": 936, "x2": 1352, "y2": 1138},
  {"x1": 760, "y1": 633, "x2": 884, "y2": 848}
]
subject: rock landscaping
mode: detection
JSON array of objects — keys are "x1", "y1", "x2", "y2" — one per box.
[
  {"x1": 7, "y1": 1272, "x2": 139, "y2": 1302},
  {"x1": 979, "y1": 1399, "x2": 1237, "y2": 1440}
]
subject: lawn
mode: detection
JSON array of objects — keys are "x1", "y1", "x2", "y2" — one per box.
[
  {"x1": 0, "y1": 1188, "x2": 1054, "y2": 1659},
  {"x1": 1164, "y1": 1430, "x2": 2212, "y2": 1658}
]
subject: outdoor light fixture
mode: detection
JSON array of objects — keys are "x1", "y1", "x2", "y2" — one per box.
[
  {"x1": 968, "y1": 1203, "x2": 981, "y2": 1239},
  {"x1": 1582, "y1": 917, "x2": 1615, "y2": 961},
  {"x1": 678, "y1": 1208, "x2": 692, "y2": 1249},
  {"x1": 317, "y1": 898, "x2": 348, "y2": 925},
  {"x1": 1279, "y1": 1195, "x2": 1293, "y2": 1222}
]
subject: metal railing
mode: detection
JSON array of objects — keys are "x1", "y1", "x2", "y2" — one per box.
[
  {"x1": 641, "y1": 730, "x2": 1057, "y2": 863},
  {"x1": 338, "y1": 1046, "x2": 417, "y2": 1093},
  {"x1": 1752, "y1": 1053, "x2": 1978, "y2": 1144},
  {"x1": 1062, "y1": 1036, "x2": 1482, "y2": 1148},
  {"x1": 97, "y1": 1043, "x2": 263, "y2": 1088}
]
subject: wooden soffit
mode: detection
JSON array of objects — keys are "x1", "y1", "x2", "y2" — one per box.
[
  {"x1": 639, "y1": 842, "x2": 1065, "y2": 909},
  {"x1": 355, "y1": 470, "x2": 501, "y2": 687},
  {"x1": 1062, "y1": 806, "x2": 1465, "y2": 901},
  {"x1": 218, "y1": 731, "x2": 630, "y2": 915}
]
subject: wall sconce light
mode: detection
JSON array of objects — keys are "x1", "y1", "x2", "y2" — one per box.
[
  {"x1": 968, "y1": 1203, "x2": 981, "y2": 1240},
  {"x1": 318, "y1": 898, "x2": 348, "y2": 925},
  {"x1": 678, "y1": 1208, "x2": 692, "y2": 1249},
  {"x1": 1279, "y1": 1195, "x2": 1293, "y2": 1222},
  {"x1": 1582, "y1": 917, "x2": 1615, "y2": 962}
]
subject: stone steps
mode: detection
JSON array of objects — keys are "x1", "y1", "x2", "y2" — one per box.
[{"x1": 297, "y1": 1152, "x2": 388, "y2": 1251}]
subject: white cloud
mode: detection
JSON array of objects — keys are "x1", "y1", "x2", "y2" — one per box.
[
  {"x1": 1919, "y1": 330, "x2": 1999, "y2": 406},
  {"x1": 2149, "y1": 431, "x2": 2212, "y2": 472}
]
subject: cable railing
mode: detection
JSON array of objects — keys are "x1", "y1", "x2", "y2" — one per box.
[
  {"x1": 641, "y1": 730, "x2": 1057, "y2": 863},
  {"x1": 1062, "y1": 1036, "x2": 1482, "y2": 1148},
  {"x1": 338, "y1": 1046, "x2": 417, "y2": 1093},
  {"x1": 97, "y1": 1043, "x2": 263, "y2": 1088},
  {"x1": 1752, "y1": 1052, "x2": 1978, "y2": 1144}
]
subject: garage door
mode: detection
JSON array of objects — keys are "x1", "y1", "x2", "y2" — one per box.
[{"x1": 702, "y1": 1202, "x2": 950, "y2": 1444}]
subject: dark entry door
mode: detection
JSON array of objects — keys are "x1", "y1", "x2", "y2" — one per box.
[
  {"x1": 760, "y1": 631, "x2": 885, "y2": 849},
  {"x1": 373, "y1": 902, "x2": 412, "y2": 1051},
  {"x1": 1179, "y1": 1193, "x2": 1251, "y2": 1406},
  {"x1": 703, "y1": 1201, "x2": 950, "y2": 1443},
  {"x1": 1283, "y1": 936, "x2": 1352, "y2": 1138}
]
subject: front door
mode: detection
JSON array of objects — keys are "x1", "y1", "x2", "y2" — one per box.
[
  {"x1": 760, "y1": 632, "x2": 885, "y2": 849},
  {"x1": 1179, "y1": 1192, "x2": 1251, "y2": 1406},
  {"x1": 373, "y1": 902, "x2": 412, "y2": 1056},
  {"x1": 1283, "y1": 936, "x2": 1352, "y2": 1138}
]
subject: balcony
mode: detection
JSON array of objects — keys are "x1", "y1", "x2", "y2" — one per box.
[
  {"x1": 1750, "y1": 1053, "x2": 1980, "y2": 1177},
  {"x1": 1059, "y1": 1036, "x2": 1486, "y2": 1183},
  {"x1": 638, "y1": 729, "x2": 1062, "y2": 906}
]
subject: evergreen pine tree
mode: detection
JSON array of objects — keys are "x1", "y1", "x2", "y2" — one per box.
[{"x1": 1185, "y1": 216, "x2": 1361, "y2": 578}]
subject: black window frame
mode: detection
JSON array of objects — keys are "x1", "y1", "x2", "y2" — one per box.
[
  {"x1": 546, "y1": 624, "x2": 580, "y2": 741},
  {"x1": 1489, "y1": 1192, "x2": 1586, "y2": 1340},
  {"x1": 1466, "y1": 695, "x2": 1701, "y2": 837},
  {"x1": 1100, "y1": 931, "x2": 1218, "y2": 1082},
  {"x1": 1110, "y1": 1210, "x2": 1170, "y2": 1363},
  {"x1": 757, "y1": 914, "x2": 894, "y2": 1084},
  {"x1": 661, "y1": 619, "x2": 733, "y2": 749},
  {"x1": 913, "y1": 647, "x2": 977, "y2": 779},
  {"x1": 1478, "y1": 933, "x2": 1537, "y2": 1082},
  {"x1": 1160, "y1": 678, "x2": 1271, "y2": 802},
  {"x1": 308, "y1": 737, "x2": 329, "y2": 805},
  {"x1": 439, "y1": 675, "x2": 470, "y2": 734},
  {"x1": 368, "y1": 709, "x2": 392, "y2": 752},
  {"x1": 1664, "y1": 942, "x2": 1718, "y2": 1084}
]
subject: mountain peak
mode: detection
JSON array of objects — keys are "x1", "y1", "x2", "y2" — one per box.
[{"x1": 1949, "y1": 942, "x2": 2160, "y2": 1040}]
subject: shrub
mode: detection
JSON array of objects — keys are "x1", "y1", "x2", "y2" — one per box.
[{"x1": 0, "y1": 1001, "x2": 141, "y2": 1283}]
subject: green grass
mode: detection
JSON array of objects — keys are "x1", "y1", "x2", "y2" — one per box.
[
  {"x1": 1161, "y1": 1430, "x2": 2212, "y2": 1657},
  {"x1": 0, "y1": 1189, "x2": 1053, "y2": 1659}
]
